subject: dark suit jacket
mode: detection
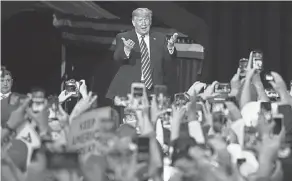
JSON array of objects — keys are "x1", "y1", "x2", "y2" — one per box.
[{"x1": 106, "y1": 29, "x2": 176, "y2": 99}]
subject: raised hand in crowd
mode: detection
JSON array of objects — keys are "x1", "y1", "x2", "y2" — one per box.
[
  {"x1": 253, "y1": 114, "x2": 285, "y2": 181},
  {"x1": 69, "y1": 91, "x2": 98, "y2": 122},
  {"x1": 269, "y1": 71, "x2": 292, "y2": 105},
  {"x1": 200, "y1": 81, "x2": 219, "y2": 100},
  {"x1": 55, "y1": 104, "x2": 69, "y2": 124},
  {"x1": 225, "y1": 101, "x2": 242, "y2": 122},
  {"x1": 77, "y1": 79, "x2": 88, "y2": 98},
  {"x1": 251, "y1": 70, "x2": 269, "y2": 102},
  {"x1": 150, "y1": 95, "x2": 169, "y2": 125},
  {"x1": 170, "y1": 105, "x2": 187, "y2": 141},
  {"x1": 106, "y1": 137, "x2": 146, "y2": 181},
  {"x1": 187, "y1": 81, "x2": 207, "y2": 97},
  {"x1": 240, "y1": 67, "x2": 257, "y2": 109},
  {"x1": 229, "y1": 68, "x2": 243, "y2": 97},
  {"x1": 1, "y1": 96, "x2": 32, "y2": 141},
  {"x1": 58, "y1": 90, "x2": 76, "y2": 104},
  {"x1": 49, "y1": 104, "x2": 70, "y2": 145}
]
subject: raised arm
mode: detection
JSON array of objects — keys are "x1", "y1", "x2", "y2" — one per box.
[{"x1": 163, "y1": 33, "x2": 178, "y2": 61}]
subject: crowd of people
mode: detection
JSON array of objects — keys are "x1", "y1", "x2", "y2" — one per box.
[{"x1": 2, "y1": 47, "x2": 292, "y2": 181}]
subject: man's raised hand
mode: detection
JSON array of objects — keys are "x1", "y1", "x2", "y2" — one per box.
[
  {"x1": 168, "y1": 33, "x2": 178, "y2": 48},
  {"x1": 121, "y1": 37, "x2": 135, "y2": 53}
]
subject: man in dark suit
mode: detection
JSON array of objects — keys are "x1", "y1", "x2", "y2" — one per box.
[
  {"x1": 1, "y1": 67, "x2": 20, "y2": 125},
  {"x1": 106, "y1": 8, "x2": 178, "y2": 99}
]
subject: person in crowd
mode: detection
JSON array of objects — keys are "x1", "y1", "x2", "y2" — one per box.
[
  {"x1": 1, "y1": 67, "x2": 13, "y2": 99},
  {"x1": 106, "y1": 7, "x2": 178, "y2": 100},
  {"x1": 1, "y1": 67, "x2": 26, "y2": 126}
]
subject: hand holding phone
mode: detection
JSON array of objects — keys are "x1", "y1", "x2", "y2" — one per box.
[{"x1": 65, "y1": 79, "x2": 80, "y2": 97}]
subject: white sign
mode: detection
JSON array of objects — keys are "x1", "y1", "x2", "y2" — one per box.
[{"x1": 67, "y1": 107, "x2": 118, "y2": 159}]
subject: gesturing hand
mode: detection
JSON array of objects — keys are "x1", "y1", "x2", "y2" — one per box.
[
  {"x1": 121, "y1": 37, "x2": 135, "y2": 52},
  {"x1": 168, "y1": 33, "x2": 178, "y2": 48}
]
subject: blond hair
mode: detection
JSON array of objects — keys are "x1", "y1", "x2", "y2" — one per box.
[{"x1": 132, "y1": 8, "x2": 152, "y2": 20}]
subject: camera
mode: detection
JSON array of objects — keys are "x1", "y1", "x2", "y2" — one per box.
[
  {"x1": 65, "y1": 79, "x2": 80, "y2": 96},
  {"x1": 214, "y1": 83, "x2": 231, "y2": 94}
]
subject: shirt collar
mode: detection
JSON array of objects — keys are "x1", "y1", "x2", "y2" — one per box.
[
  {"x1": 0, "y1": 92, "x2": 11, "y2": 97},
  {"x1": 136, "y1": 31, "x2": 149, "y2": 40},
  {"x1": 0, "y1": 92, "x2": 11, "y2": 99}
]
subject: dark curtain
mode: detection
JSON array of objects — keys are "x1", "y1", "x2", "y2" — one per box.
[
  {"x1": 190, "y1": 1, "x2": 292, "y2": 85},
  {"x1": 1, "y1": 11, "x2": 62, "y2": 95}
]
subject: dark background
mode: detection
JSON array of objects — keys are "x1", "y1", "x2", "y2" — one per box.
[{"x1": 2, "y1": 1, "x2": 292, "y2": 105}]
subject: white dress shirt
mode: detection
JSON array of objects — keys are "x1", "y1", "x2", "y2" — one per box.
[
  {"x1": 124, "y1": 31, "x2": 175, "y2": 81},
  {"x1": 0, "y1": 92, "x2": 11, "y2": 100}
]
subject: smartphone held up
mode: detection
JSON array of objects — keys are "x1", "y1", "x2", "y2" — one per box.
[
  {"x1": 239, "y1": 58, "x2": 248, "y2": 78},
  {"x1": 250, "y1": 50, "x2": 263, "y2": 72}
]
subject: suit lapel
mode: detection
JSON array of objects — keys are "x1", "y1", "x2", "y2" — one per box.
[
  {"x1": 149, "y1": 31, "x2": 156, "y2": 73},
  {"x1": 149, "y1": 31, "x2": 156, "y2": 60}
]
